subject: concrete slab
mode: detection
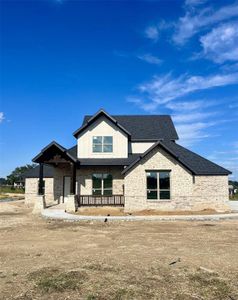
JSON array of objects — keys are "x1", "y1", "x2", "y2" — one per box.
[{"x1": 42, "y1": 209, "x2": 238, "y2": 222}]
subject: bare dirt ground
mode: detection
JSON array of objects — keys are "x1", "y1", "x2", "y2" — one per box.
[
  {"x1": 76, "y1": 206, "x2": 230, "y2": 216},
  {"x1": 0, "y1": 200, "x2": 238, "y2": 300}
]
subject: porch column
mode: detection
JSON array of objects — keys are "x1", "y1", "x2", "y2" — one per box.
[
  {"x1": 38, "y1": 163, "x2": 44, "y2": 195},
  {"x1": 70, "y1": 163, "x2": 76, "y2": 195}
]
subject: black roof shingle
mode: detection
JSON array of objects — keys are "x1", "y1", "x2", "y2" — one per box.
[
  {"x1": 79, "y1": 112, "x2": 179, "y2": 141},
  {"x1": 122, "y1": 140, "x2": 231, "y2": 175}
]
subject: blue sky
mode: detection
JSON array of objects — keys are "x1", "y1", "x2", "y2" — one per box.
[{"x1": 0, "y1": 0, "x2": 238, "y2": 179}]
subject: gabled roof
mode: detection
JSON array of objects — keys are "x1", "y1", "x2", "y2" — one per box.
[
  {"x1": 122, "y1": 140, "x2": 231, "y2": 176},
  {"x1": 32, "y1": 141, "x2": 77, "y2": 163},
  {"x1": 81, "y1": 114, "x2": 178, "y2": 141},
  {"x1": 22, "y1": 164, "x2": 54, "y2": 178},
  {"x1": 73, "y1": 109, "x2": 131, "y2": 138}
]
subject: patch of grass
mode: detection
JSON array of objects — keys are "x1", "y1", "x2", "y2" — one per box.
[
  {"x1": 189, "y1": 272, "x2": 230, "y2": 299},
  {"x1": 230, "y1": 193, "x2": 238, "y2": 200},
  {"x1": 29, "y1": 267, "x2": 87, "y2": 293},
  {"x1": 112, "y1": 288, "x2": 131, "y2": 300},
  {"x1": 0, "y1": 187, "x2": 24, "y2": 194},
  {"x1": 83, "y1": 262, "x2": 118, "y2": 272}
]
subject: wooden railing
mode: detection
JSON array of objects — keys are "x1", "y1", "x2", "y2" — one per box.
[{"x1": 76, "y1": 195, "x2": 125, "y2": 207}]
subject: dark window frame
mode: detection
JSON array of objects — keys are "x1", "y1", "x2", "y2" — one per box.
[
  {"x1": 146, "y1": 170, "x2": 171, "y2": 200},
  {"x1": 92, "y1": 173, "x2": 113, "y2": 195}
]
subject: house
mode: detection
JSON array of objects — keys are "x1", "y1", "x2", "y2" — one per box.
[{"x1": 24, "y1": 109, "x2": 231, "y2": 213}]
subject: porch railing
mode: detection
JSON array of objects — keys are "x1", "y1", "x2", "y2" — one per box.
[{"x1": 76, "y1": 195, "x2": 125, "y2": 207}]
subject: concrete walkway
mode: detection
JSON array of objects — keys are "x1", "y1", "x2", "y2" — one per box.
[{"x1": 42, "y1": 209, "x2": 238, "y2": 222}]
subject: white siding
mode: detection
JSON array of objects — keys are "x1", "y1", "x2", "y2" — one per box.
[
  {"x1": 77, "y1": 116, "x2": 128, "y2": 158},
  {"x1": 131, "y1": 142, "x2": 154, "y2": 153}
]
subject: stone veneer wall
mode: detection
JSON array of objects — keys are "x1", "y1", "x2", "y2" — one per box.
[
  {"x1": 124, "y1": 147, "x2": 229, "y2": 212},
  {"x1": 52, "y1": 165, "x2": 124, "y2": 201},
  {"x1": 25, "y1": 178, "x2": 54, "y2": 206},
  {"x1": 77, "y1": 166, "x2": 124, "y2": 195},
  {"x1": 191, "y1": 175, "x2": 229, "y2": 211}
]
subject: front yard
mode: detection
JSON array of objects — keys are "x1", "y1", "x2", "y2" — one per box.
[{"x1": 0, "y1": 200, "x2": 238, "y2": 300}]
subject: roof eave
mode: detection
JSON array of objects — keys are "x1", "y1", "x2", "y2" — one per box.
[
  {"x1": 73, "y1": 109, "x2": 131, "y2": 138},
  {"x1": 122, "y1": 141, "x2": 195, "y2": 175},
  {"x1": 32, "y1": 141, "x2": 77, "y2": 163}
]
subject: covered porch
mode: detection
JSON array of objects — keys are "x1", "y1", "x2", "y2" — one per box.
[
  {"x1": 32, "y1": 141, "x2": 125, "y2": 212},
  {"x1": 32, "y1": 141, "x2": 78, "y2": 212}
]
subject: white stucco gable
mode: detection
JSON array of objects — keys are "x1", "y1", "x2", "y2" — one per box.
[{"x1": 77, "y1": 115, "x2": 129, "y2": 158}]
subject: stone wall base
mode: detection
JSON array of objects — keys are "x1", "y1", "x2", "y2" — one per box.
[
  {"x1": 65, "y1": 195, "x2": 78, "y2": 213},
  {"x1": 32, "y1": 195, "x2": 46, "y2": 214}
]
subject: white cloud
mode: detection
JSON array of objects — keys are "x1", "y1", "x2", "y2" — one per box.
[
  {"x1": 137, "y1": 54, "x2": 162, "y2": 65},
  {"x1": 0, "y1": 112, "x2": 5, "y2": 123},
  {"x1": 185, "y1": 0, "x2": 207, "y2": 8},
  {"x1": 173, "y1": 2, "x2": 238, "y2": 45},
  {"x1": 200, "y1": 22, "x2": 238, "y2": 63},
  {"x1": 172, "y1": 111, "x2": 215, "y2": 123},
  {"x1": 165, "y1": 99, "x2": 213, "y2": 111},
  {"x1": 175, "y1": 122, "x2": 214, "y2": 146},
  {"x1": 144, "y1": 26, "x2": 159, "y2": 41},
  {"x1": 138, "y1": 72, "x2": 238, "y2": 107}
]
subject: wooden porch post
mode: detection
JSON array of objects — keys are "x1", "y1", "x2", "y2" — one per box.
[
  {"x1": 70, "y1": 163, "x2": 76, "y2": 195},
  {"x1": 38, "y1": 163, "x2": 44, "y2": 195}
]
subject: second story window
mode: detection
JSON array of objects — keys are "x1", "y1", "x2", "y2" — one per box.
[{"x1": 92, "y1": 136, "x2": 113, "y2": 153}]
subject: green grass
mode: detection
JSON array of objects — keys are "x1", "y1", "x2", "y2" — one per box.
[
  {"x1": 230, "y1": 193, "x2": 238, "y2": 200},
  {"x1": 0, "y1": 186, "x2": 24, "y2": 194}
]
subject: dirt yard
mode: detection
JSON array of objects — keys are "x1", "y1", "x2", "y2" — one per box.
[
  {"x1": 76, "y1": 206, "x2": 229, "y2": 216},
  {"x1": 0, "y1": 200, "x2": 238, "y2": 300}
]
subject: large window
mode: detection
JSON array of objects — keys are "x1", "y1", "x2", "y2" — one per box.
[
  {"x1": 146, "y1": 171, "x2": 170, "y2": 200},
  {"x1": 92, "y1": 136, "x2": 113, "y2": 153},
  {"x1": 92, "y1": 174, "x2": 113, "y2": 195}
]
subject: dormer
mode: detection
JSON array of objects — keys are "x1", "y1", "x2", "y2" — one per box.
[{"x1": 73, "y1": 110, "x2": 130, "y2": 159}]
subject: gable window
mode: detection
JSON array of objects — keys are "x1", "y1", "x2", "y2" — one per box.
[
  {"x1": 146, "y1": 171, "x2": 170, "y2": 200},
  {"x1": 92, "y1": 136, "x2": 113, "y2": 153},
  {"x1": 92, "y1": 174, "x2": 113, "y2": 195}
]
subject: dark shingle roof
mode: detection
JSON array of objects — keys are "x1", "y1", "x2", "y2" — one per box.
[
  {"x1": 162, "y1": 141, "x2": 231, "y2": 175},
  {"x1": 67, "y1": 145, "x2": 77, "y2": 158},
  {"x1": 23, "y1": 165, "x2": 54, "y2": 178},
  {"x1": 67, "y1": 145, "x2": 140, "y2": 166},
  {"x1": 79, "y1": 154, "x2": 140, "y2": 166},
  {"x1": 123, "y1": 141, "x2": 231, "y2": 176},
  {"x1": 80, "y1": 113, "x2": 179, "y2": 141}
]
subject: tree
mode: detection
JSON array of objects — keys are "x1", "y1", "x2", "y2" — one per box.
[
  {"x1": 6, "y1": 164, "x2": 37, "y2": 185},
  {"x1": 0, "y1": 178, "x2": 7, "y2": 185},
  {"x1": 229, "y1": 180, "x2": 238, "y2": 189}
]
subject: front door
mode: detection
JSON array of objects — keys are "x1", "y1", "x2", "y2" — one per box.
[{"x1": 63, "y1": 176, "x2": 71, "y2": 202}]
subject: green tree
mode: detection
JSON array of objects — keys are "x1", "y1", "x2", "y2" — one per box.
[{"x1": 6, "y1": 164, "x2": 37, "y2": 185}]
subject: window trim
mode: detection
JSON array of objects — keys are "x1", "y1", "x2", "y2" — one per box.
[
  {"x1": 92, "y1": 136, "x2": 113, "y2": 153},
  {"x1": 92, "y1": 173, "x2": 113, "y2": 196},
  {"x1": 146, "y1": 170, "x2": 171, "y2": 201}
]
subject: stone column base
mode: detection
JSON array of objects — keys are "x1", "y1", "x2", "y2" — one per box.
[
  {"x1": 32, "y1": 195, "x2": 46, "y2": 214},
  {"x1": 65, "y1": 195, "x2": 78, "y2": 213}
]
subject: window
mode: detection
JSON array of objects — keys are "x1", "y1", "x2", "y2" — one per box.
[
  {"x1": 38, "y1": 180, "x2": 45, "y2": 195},
  {"x1": 146, "y1": 172, "x2": 158, "y2": 199},
  {"x1": 159, "y1": 171, "x2": 170, "y2": 199},
  {"x1": 92, "y1": 136, "x2": 113, "y2": 153},
  {"x1": 92, "y1": 174, "x2": 112, "y2": 195},
  {"x1": 146, "y1": 171, "x2": 170, "y2": 200}
]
